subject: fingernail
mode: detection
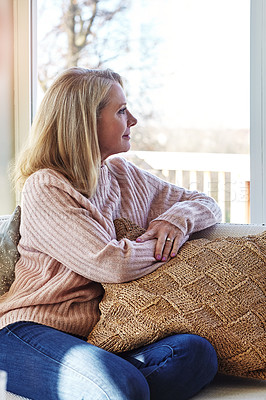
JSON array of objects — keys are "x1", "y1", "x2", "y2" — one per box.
[
  {"x1": 162, "y1": 256, "x2": 167, "y2": 261},
  {"x1": 171, "y1": 252, "x2": 176, "y2": 257},
  {"x1": 136, "y1": 238, "x2": 142, "y2": 242},
  {"x1": 156, "y1": 254, "x2": 161, "y2": 260}
]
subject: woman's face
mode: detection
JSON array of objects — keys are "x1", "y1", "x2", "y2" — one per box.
[{"x1": 97, "y1": 83, "x2": 137, "y2": 161}]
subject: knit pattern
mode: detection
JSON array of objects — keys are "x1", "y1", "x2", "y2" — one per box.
[
  {"x1": 114, "y1": 217, "x2": 146, "y2": 241},
  {"x1": 0, "y1": 158, "x2": 221, "y2": 336},
  {"x1": 87, "y1": 218, "x2": 266, "y2": 380}
]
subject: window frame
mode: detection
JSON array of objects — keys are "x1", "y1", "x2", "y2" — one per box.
[
  {"x1": 250, "y1": 0, "x2": 266, "y2": 223},
  {"x1": 13, "y1": 0, "x2": 32, "y2": 157},
  {"x1": 14, "y1": 0, "x2": 265, "y2": 223}
]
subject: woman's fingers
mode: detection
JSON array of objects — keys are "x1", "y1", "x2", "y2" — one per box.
[
  {"x1": 155, "y1": 231, "x2": 184, "y2": 261},
  {"x1": 154, "y1": 234, "x2": 171, "y2": 261},
  {"x1": 136, "y1": 221, "x2": 185, "y2": 261},
  {"x1": 136, "y1": 229, "x2": 156, "y2": 243},
  {"x1": 170, "y1": 236, "x2": 180, "y2": 257},
  {"x1": 165, "y1": 233, "x2": 183, "y2": 259}
]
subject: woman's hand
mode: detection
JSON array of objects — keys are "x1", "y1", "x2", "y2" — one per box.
[{"x1": 136, "y1": 220, "x2": 185, "y2": 261}]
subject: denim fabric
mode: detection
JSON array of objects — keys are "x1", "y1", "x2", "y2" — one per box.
[
  {"x1": 120, "y1": 334, "x2": 218, "y2": 400},
  {"x1": 0, "y1": 322, "x2": 217, "y2": 400}
]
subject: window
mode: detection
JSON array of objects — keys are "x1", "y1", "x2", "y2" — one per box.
[
  {"x1": 2, "y1": 0, "x2": 265, "y2": 224},
  {"x1": 36, "y1": 0, "x2": 250, "y2": 223}
]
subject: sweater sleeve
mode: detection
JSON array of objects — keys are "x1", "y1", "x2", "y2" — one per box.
[
  {"x1": 111, "y1": 158, "x2": 222, "y2": 236},
  {"x1": 151, "y1": 183, "x2": 222, "y2": 236},
  {"x1": 20, "y1": 170, "x2": 160, "y2": 284}
]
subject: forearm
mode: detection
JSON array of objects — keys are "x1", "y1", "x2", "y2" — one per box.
[
  {"x1": 92, "y1": 238, "x2": 161, "y2": 283},
  {"x1": 152, "y1": 192, "x2": 222, "y2": 236},
  {"x1": 22, "y1": 207, "x2": 160, "y2": 283}
]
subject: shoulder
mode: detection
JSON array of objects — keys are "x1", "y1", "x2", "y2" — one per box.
[
  {"x1": 106, "y1": 156, "x2": 171, "y2": 196},
  {"x1": 22, "y1": 168, "x2": 83, "y2": 201},
  {"x1": 106, "y1": 156, "x2": 133, "y2": 172},
  {"x1": 107, "y1": 156, "x2": 177, "y2": 187},
  {"x1": 106, "y1": 156, "x2": 151, "y2": 180},
  {"x1": 24, "y1": 168, "x2": 68, "y2": 186},
  {"x1": 21, "y1": 169, "x2": 91, "y2": 215}
]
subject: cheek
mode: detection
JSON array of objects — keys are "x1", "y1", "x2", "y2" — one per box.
[
  {"x1": 97, "y1": 120, "x2": 109, "y2": 141},
  {"x1": 117, "y1": 117, "x2": 127, "y2": 130}
]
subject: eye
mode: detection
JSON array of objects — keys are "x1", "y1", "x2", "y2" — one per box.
[{"x1": 118, "y1": 107, "x2": 127, "y2": 114}]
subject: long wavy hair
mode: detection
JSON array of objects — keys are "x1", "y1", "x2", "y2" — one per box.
[{"x1": 13, "y1": 67, "x2": 123, "y2": 197}]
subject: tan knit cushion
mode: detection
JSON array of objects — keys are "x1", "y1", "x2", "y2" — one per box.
[
  {"x1": 87, "y1": 218, "x2": 266, "y2": 380},
  {"x1": 0, "y1": 206, "x2": 21, "y2": 296},
  {"x1": 114, "y1": 217, "x2": 146, "y2": 241}
]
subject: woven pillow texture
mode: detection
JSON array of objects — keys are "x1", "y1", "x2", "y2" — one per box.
[
  {"x1": 0, "y1": 206, "x2": 21, "y2": 296},
  {"x1": 87, "y1": 218, "x2": 266, "y2": 380}
]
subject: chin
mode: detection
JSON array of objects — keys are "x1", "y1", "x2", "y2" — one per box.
[
  {"x1": 124, "y1": 145, "x2": 130, "y2": 153},
  {"x1": 120, "y1": 142, "x2": 131, "y2": 154}
]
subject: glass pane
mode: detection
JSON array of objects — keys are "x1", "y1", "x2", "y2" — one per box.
[{"x1": 37, "y1": 0, "x2": 250, "y2": 223}]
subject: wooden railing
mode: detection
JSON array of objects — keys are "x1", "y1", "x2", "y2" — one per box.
[{"x1": 122, "y1": 151, "x2": 250, "y2": 223}]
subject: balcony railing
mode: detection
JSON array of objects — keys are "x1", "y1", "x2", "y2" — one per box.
[{"x1": 122, "y1": 151, "x2": 250, "y2": 223}]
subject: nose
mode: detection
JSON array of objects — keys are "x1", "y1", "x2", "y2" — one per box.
[{"x1": 127, "y1": 110, "x2": 137, "y2": 127}]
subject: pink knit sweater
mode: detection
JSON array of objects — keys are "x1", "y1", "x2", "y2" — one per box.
[{"x1": 0, "y1": 157, "x2": 221, "y2": 336}]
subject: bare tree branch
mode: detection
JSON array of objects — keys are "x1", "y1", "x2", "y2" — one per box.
[{"x1": 37, "y1": 0, "x2": 161, "y2": 151}]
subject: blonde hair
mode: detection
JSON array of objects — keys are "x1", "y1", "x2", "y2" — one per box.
[{"x1": 13, "y1": 67, "x2": 123, "y2": 197}]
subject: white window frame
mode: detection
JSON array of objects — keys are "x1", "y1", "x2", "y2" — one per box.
[
  {"x1": 250, "y1": 0, "x2": 266, "y2": 224},
  {"x1": 13, "y1": 0, "x2": 31, "y2": 156},
  {"x1": 13, "y1": 0, "x2": 266, "y2": 223},
  {"x1": 13, "y1": 0, "x2": 37, "y2": 156}
]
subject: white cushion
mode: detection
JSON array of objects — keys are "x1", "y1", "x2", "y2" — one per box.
[
  {"x1": 191, "y1": 222, "x2": 266, "y2": 240},
  {"x1": 193, "y1": 375, "x2": 266, "y2": 399},
  {"x1": 6, "y1": 375, "x2": 266, "y2": 400},
  {"x1": 7, "y1": 393, "x2": 31, "y2": 400}
]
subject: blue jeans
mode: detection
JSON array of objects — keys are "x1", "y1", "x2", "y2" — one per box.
[{"x1": 0, "y1": 322, "x2": 218, "y2": 400}]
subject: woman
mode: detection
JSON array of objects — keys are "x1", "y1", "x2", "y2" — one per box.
[{"x1": 0, "y1": 68, "x2": 222, "y2": 400}]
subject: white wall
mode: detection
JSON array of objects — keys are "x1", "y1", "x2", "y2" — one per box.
[{"x1": 0, "y1": 0, "x2": 15, "y2": 214}]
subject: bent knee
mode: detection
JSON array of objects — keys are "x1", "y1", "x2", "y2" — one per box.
[
  {"x1": 185, "y1": 334, "x2": 218, "y2": 379},
  {"x1": 58, "y1": 349, "x2": 150, "y2": 400},
  {"x1": 118, "y1": 367, "x2": 150, "y2": 400}
]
